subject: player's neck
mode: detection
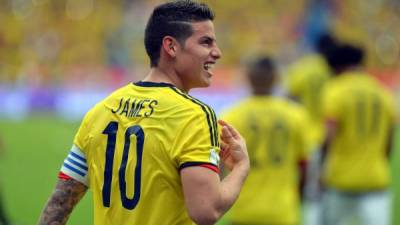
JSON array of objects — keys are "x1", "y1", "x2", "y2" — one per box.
[
  {"x1": 143, "y1": 67, "x2": 186, "y2": 92},
  {"x1": 252, "y1": 88, "x2": 273, "y2": 96},
  {"x1": 337, "y1": 65, "x2": 363, "y2": 75}
]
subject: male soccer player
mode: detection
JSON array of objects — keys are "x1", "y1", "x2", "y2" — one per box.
[
  {"x1": 222, "y1": 56, "x2": 312, "y2": 225},
  {"x1": 38, "y1": 1, "x2": 250, "y2": 225},
  {"x1": 286, "y1": 33, "x2": 337, "y2": 146},
  {"x1": 286, "y1": 34, "x2": 338, "y2": 225},
  {"x1": 320, "y1": 44, "x2": 395, "y2": 225}
]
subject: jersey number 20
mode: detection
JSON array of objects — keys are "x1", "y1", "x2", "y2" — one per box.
[{"x1": 102, "y1": 121, "x2": 144, "y2": 210}]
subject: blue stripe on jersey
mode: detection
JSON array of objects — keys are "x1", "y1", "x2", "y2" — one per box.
[
  {"x1": 176, "y1": 88, "x2": 219, "y2": 147},
  {"x1": 63, "y1": 163, "x2": 85, "y2": 177},
  {"x1": 183, "y1": 94, "x2": 219, "y2": 147},
  {"x1": 70, "y1": 151, "x2": 87, "y2": 163},
  {"x1": 169, "y1": 87, "x2": 217, "y2": 147},
  {"x1": 66, "y1": 157, "x2": 88, "y2": 171},
  {"x1": 203, "y1": 104, "x2": 219, "y2": 147}
]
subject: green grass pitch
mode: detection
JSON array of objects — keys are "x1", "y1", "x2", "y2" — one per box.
[{"x1": 0, "y1": 115, "x2": 399, "y2": 225}]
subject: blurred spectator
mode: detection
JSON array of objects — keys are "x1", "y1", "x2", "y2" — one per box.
[
  {"x1": 0, "y1": 0, "x2": 398, "y2": 121},
  {"x1": 1, "y1": 0, "x2": 398, "y2": 88},
  {"x1": 330, "y1": 0, "x2": 400, "y2": 68},
  {"x1": 320, "y1": 44, "x2": 395, "y2": 225}
]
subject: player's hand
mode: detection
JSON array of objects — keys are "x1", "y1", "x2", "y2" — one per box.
[{"x1": 218, "y1": 120, "x2": 249, "y2": 172}]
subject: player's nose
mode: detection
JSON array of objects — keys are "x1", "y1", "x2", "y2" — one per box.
[{"x1": 211, "y1": 45, "x2": 222, "y2": 60}]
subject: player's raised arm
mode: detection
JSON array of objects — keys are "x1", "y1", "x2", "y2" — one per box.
[
  {"x1": 180, "y1": 120, "x2": 249, "y2": 225},
  {"x1": 38, "y1": 179, "x2": 87, "y2": 225}
]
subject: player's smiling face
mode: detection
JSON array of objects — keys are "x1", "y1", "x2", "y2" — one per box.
[{"x1": 174, "y1": 20, "x2": 222, "y2": 91}]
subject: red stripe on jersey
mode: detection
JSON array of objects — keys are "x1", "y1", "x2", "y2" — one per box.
[
  {"x1": 58, "y1": 172, "x2": 72, "y2": 181},
  {"x1": 326, "y1": 119, "x2": 338, "y2": 127},
  {"x1": 298, "y1": 159, "x2": 307, "y2": 169},
  {"x1": 199, "y1": 164, "x2": 220, "y2": 174}
]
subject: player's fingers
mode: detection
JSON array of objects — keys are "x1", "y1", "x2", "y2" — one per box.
[
  {"x1": 220, "y1": 150, "x2": 229, "y2": 160},
  {"x1": 220, "y1": 140, "x2": 228, "y2": 150},
  {"x1": 218, "y1": 120, "x2": 240, "y2": 139},
  {"x1": 218, "y1": 119, "x2": 228, "y2": 126},
  {"x1": 219, "y1": 141, "x2": 231, "y2": 159},
  {"x1": 220, "y1": 125, "x2": 233, "y2": 143},
  {"x1": 221, "y1": 149, "x2": 231, "y2": 160}
]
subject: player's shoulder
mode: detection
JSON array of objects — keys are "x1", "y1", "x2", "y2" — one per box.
[
  {"x1": 368, "y1": 77, "x2": 392, "y2": 98},
  {"x1": 321, "y1": 77, "x2": 344, "y2": 97},
  {"x1": 371, "y1": 81, "x2": 395, "y2": 109},
  {"x1": 219, "y1": 98, "x2": 254, "y2": 123},
  {"x1": 222, "y1": 97, "x2": 253, "y2": 113},
  {"x1": 283, "y1": 99, "x2": 308, "y2": 115},
  {"x1": 166, "y1": 87, "x2": 217, "y2": 120},
  {"x1": 284, "y1": 100, "x2": 312, "y2": 126},
  {"x1": 346, "y1": 73, "x2": 389, "y2": 96},
  {"x1": 265, "y1": 97, "x2": 305, "y2": 118}
]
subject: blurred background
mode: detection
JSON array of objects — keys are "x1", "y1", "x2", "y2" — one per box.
[{"x1": 0, "y1": 0, "x2": 399, "y2": 224}]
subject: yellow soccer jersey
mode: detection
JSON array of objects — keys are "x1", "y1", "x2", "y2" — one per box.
[
  {"x1": 61, "y1": 81, "x2": 220, "y2": 225},
  {"x1": 222, "y1": 96, "x2": 313, "y2": 225},
  {"x1": 321, "y1": 72, "x2": 395, "y2": 191},
  {"x1": 286, "y1": 54, "x2": 331, "y2": 145}
]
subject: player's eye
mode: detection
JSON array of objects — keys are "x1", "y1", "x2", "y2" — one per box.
[{"x1": 200, "y1": 38, "x2": 213, "y2": 47}]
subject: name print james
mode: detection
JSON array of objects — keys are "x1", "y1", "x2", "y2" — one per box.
[{"x1": 111, "y1": 98, "x2": 158, "y2": 118}]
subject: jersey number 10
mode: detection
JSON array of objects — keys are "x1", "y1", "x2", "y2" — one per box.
[{"x1": 102, "y1": 121, "x2": 144, "y2": 210}]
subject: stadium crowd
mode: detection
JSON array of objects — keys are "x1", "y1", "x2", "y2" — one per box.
[{"x1": 0, "y1": 0, "x2": 399, "y2": 88}]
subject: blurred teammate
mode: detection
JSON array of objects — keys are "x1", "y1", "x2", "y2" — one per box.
[
  {"x1": 38, "y1": 1, "x2": 250, "y2": 225},
  {"x1": 286, "y1": 34, "x2": 337, "y2": 225},
  {"x1": 320, "y1": 44, "x2": 395, "y2": 225},
  {"x1": 286, "y1": 33, "x2": 337, "y2": 147},
  {"x1": 222, "y1": 56, "x2": 312, "y2": 225}
]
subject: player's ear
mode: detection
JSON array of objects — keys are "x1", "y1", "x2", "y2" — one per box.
[{"x1": 162, "y1": 36, "x2": 178, "y2": 58}]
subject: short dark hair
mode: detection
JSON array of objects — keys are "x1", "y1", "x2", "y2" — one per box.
[
  {"x1": 315, "y1": 33, "x2": 338, "y2": 58},
  {"x1": 144, "y1": 0, "x2": 215, "y2": 67},
  {"x1": 326, "y1": 44, "x2": 364, "y2": 73},
  {"x1": 248, "y1": 57, "x2": 275, "y2": 78},
  {"x1": 247, "y1": 56, "x2": 277, "y2": 92}
]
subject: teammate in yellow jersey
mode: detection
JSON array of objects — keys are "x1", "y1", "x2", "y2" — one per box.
[
  {"x1": 38, "y1": 1, "x2": 250, "y2": 225},
  {"x1": 286, "y1": 34, "x2": 338, "y2": 225},
  {"x1": 320, "y1": 44, "x2": 395, "y2": 225},
  {"x1": 222, "y1": 56, "x2": 313, "y2": 225},
  {"x1": 286, "y1": 33, "x2": 337, "y2": 146}
]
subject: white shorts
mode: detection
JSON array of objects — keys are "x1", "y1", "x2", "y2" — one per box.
[
  {"x1": 302, "y1": 149, "x2": 323, "y2": 225},
  {"x1": 321, "y1": 188, "x2": 392, "y2": 225}
]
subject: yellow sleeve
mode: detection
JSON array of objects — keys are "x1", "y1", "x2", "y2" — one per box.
[
  {"x1": 176, "y1": 109, "x2": 221, "y2": 169},
  {"x1": 73, "y1": 108, "x2": 95, "y2": 153},
  {"x1": 322, "y1": 85, "x2": 341, "y2": 120},
  {"x1": 295, "y1": 107, "x2": 314, "y2": 160},
  {"x1": 286, "y1": 66, "x2": 301, "y2": 96},
  {"x1": 384, "y1": 91, "x2": 396, "y2": 122}
]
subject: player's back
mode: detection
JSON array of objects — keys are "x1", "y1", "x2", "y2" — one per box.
[
  {"x1": 223, "y1": 96, "x2": 311, "y2": 225},
  {"x1": 322, "y1": 72, "x2": 395, "y2": 191},
  {"x1": 74, "y1": 81, "x2": 219, "y2": 225},
  {"x1": 286, "y1": 54, "x2": 331, "y2": 144}
]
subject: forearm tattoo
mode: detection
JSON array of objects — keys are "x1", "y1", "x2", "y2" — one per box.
[{"x1": 38, "y1": 179, "x2": 87, "y2": 225}]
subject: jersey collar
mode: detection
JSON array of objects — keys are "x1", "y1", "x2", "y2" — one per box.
[{"x1": 133, "y1": 81, "x2": 176, "y2": 88}]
